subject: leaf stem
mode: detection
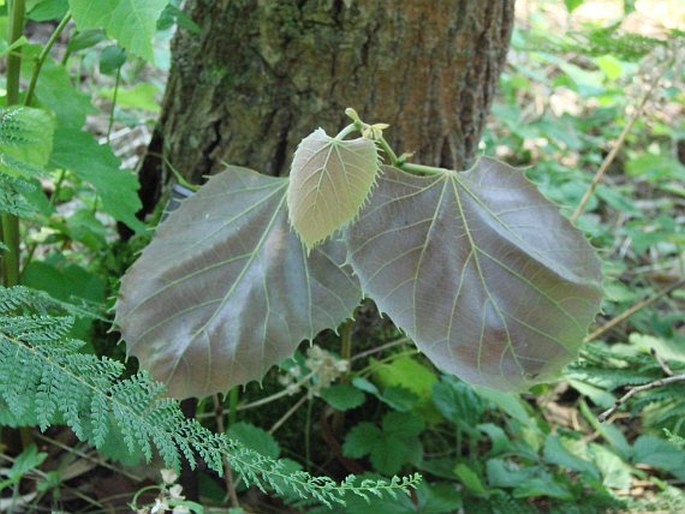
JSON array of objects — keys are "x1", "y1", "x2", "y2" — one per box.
[
  {"x1": 399, "y1": 161, "x2": 449, "y2": 176},
  {"x1": 197, "y1": 371, "x2": 316, "y2": 417},
  {"x1": 106, "y1": 64, "x2": 122, "y2": 143},
  {"x1": 24, "y1": 11, "x2": 72, "y2": 106},
  {"x1": 335, "y1": 123, "x2": 357, "y2": 139},
  {"x1": 570, "y1": 61, "x2": 668, "y2": 223},
  {"x1": 375, "y1": 135, "x2": 401, "y2": 166},
  {"x1": 212, "y1": 394, "x2": 240, "y2": 508},
  {"x1": 2, "y1": 0, "x2": 26, "y2": 288},
  {"x1": 344, "y1": 108, "x2": 446, "y2": 175}
]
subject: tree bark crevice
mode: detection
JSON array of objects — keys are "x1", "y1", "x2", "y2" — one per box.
[{"x1": 138, "y1": 0, "x2": 515, "y2": 216}]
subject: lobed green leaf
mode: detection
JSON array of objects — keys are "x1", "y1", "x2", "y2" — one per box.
[
  {"x1": 346, "y1": 159, "x2": 603, "y2": 391},
  {"x1": 116, "y1": 166, "x2": 362, "y2": 398}
]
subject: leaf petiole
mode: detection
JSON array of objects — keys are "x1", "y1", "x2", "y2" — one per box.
[{"x1": 335, "y1": 123, "x2": 358, "y2": 139}]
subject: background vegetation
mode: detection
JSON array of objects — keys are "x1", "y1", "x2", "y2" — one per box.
[{"x1": 1, "y1": 0, "x2": 684, "y2": 512}]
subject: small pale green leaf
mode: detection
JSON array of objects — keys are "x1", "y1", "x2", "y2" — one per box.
[
  {"x1": 115, "y1": 166, "x2": 362, "y2": 398},
  {"x1": 343, "y1": 422, "x2": 382, "y2": 458},
  {"x1": 287, "y1": 128, "x2": 379, "y2": 249},
  {"x1": 632, "y1": 435, "x2": 685, "y2": 479},
  {"x1": 382, "y1": 411, "x2": 424, "y2": 439},
  {"x1": 319, "y1": 384, "x2": 365, "y2": 411},
  {"x1": 0, "y1": 107, "x2": 55, "y2": 167},
  {"x1": 227, "y1": 422, "x2": 280, "y2": 459},
  {"x1": 68, "y1": 0, "x2": 168, "y2": 61},
  {"x1": 454, "y1": 463, "x2": 489, "y2": 496},
  {"x1": 347, "y1": 159, "x2": 603, "y2": 392}
]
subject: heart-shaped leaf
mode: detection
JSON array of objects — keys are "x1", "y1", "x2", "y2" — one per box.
[
  {"x1": 287, "y1": 128, "x2": 379, "y2": 250},
  {"x1": 346, "y1": 159, "x2": 603, "y2": 391},
  {"x1": 115, "y1": 166, "x2": 362, "y2": 399}
]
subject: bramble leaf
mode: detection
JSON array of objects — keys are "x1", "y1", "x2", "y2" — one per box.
[
  {"x1": 287, "y1": 128, "x2": 379, "y2": 250},
  {"x1": 346, "y1": 159, "x2": 603, "y2": 391},
  {"x1": 49, "y1": 128, "x2": 144, "y2": 232},
  {"x1": 116, "y1": 166, "x2": 362, "y2": 398},
  {"x1": 69, "y1": 0, "x2": 167, "y2": 61}
]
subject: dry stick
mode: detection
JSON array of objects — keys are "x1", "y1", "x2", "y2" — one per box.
[
  {"x1": 598, "y1": 374, "x2": 685, "y2": 423},
  {"x1": 570, "y1": 67, "x2": 666, "y2": 224},
  {"x1": 585, "y1": 278, "x2": 684, "y2": 423},
  {"x1": 653, "y1": 348, "x2": 674, "y2": 376},
  {"x1": 583, "y1": 278, "x2": 685, "y2": 343},
  {"x1": 212, "y1": 394, "x2": 240, "y2": 509},
  {"x1": 269, "y1": 395, "x2": 308, "y2": 435}
]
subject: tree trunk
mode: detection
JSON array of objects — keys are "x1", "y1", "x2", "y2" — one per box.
[{"x1": 138, "y1": 0, "x2": 515, "y2": 213}]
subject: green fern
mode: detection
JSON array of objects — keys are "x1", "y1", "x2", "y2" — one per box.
[{"x1": 0, "y1": 285, "x2": 420, "y2": 506}]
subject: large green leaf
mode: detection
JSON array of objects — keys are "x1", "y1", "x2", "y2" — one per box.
[
  {"x1": 287, "y1": 128, "x2": 379, "y2": 250},
  {"x1": 346, "y1": 159, "x2": 602, "y2": 391},
  {"x1": 49, "y1": 128, "x2": 144, "y2": 232},
  {"x1": 115, "y1": 166, "x2": 362, "y2": 398},
  {"x1": 69, "y1": 0, "x2": 168, "y2": 61}
]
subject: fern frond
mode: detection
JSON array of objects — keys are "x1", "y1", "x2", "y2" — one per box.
[{"x1": 0, "y1": 286, "x2": 420, "y2": 506}]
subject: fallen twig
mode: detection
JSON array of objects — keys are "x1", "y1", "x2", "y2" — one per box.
[
  {"x1": 598, "y1": 373, "x2": 685, "y2": 423},
  {"x1": 584, "y1": 278, "x2": 685, "y2": 342}
]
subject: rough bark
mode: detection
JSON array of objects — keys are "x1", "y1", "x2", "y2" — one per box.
[{"x1": 139, "y1": 0, "x2": 514, "y2": 212}]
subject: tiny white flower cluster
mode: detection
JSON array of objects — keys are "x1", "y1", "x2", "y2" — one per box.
[
  {"x1": 276, "y1": 345, "x2": 349, "y2": 398},
  {"x1": 277, "y1": 362, "x2": 304, "y2": 395},
  {"x1": 305, "y1": 345, "x2": 349, "y2": 397},
  {"x1": 136, "y1": 469, "x2": 190, "y2": 514}
]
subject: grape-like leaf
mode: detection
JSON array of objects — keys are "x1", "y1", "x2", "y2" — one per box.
[
  {"x1": 69, "y1": 0, "x2": 167, "y2": 61},
  {"x1": 115, "y1": 166, "x2": 362, "y2": 399},
  {"x1": 346, "y1": 159, "x2": 602, "y2": 391},
  {"x1": 287, "y1": 128, "x2": 379, "y2": 250}
]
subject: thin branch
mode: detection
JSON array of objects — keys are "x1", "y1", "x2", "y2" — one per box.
[
  {"x1": 570, "y1": 64, "x2": 667, "y2": 223},
  {"x1": 24, "y1": 11, "x2": 72, "y2": 106},
  {"x1": 196, "y1": 371, "x2": 315, "y2": 418},
  {"x1": 350, "y1": 337, "x2": 411, "y2": 362},
  {"x1": 583, "y1": 278, "x2": 685, "y2": 342},
  {"x1": 598, "y1": 374, "x2": 685, "y2": 423},
  {"x1": 212, "y1": 394, "x2": 240, "y2": 509},
  {"x1": 651, "y1": 348, "x2": 674, "y2": 377},
  {"x1": 269, "y1": 394, "x2": 308, "y2": 435}
]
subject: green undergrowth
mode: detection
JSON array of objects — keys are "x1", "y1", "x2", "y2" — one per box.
[{"x1": 1, "y1": 0, "x2": 684, "y2": 512}]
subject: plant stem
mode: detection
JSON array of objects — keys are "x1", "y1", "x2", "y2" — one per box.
[
  {"x1": 375, "y1": 135, "x2": 401, "y2": 167},
  {"x1": 332, "y1": 320, "x2": 354, "y2": 435},
  {"x1": 228, "y1": 386, "x2": 239, "y2": 426},
  {"x1": 399, "y1": 161, "x2": 450, "y2": 176},
  {"x1": 2, "y1": 0, "x2": 26, "y2": 288},
  {"x1": 304, "y1": 397, "x2": 313, "y2": 472},
  {"x1": 106, "y1": 65, "x2": 121, "y2": 143},
  {"x1": 6, "y1": 0, "x2": 25, "y2": 106},
  {"x1": 212, "y1": 394, "x2": 240, "y2": 508},
  {"x1": 570, "y1": 63, "x2": 667, "y2": 223},
  {"x1": 583, "y1": 278, "x2": 685, "y2": 342},
  {"x1": 269, "y1": 394, "x2": 308, "y2": 434},
  {"x1": 335, "y1": 123, "x2": 357, "y2": 139},
  {"x1": 24, "y1": 11, "x2": 72, "y2": 106},
  {"x1": 196, "y1": 371, "x2": 315, "y2": 418},
  {"x1": 339, "y1": 321, "x2": 353, "y2": 378}
]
